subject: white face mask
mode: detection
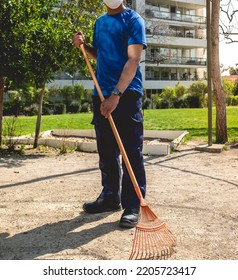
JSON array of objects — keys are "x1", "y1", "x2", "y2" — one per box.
[{"x1": 103, "y1": 0, "x2": 123, "y2": 9}]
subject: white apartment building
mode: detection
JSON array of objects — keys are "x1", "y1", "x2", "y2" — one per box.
[
  {"x1": 51, "y1": 0, "x2": 207, "y2": 95},
  {"x1": 140, "y1": 0, "x2": 207, "y2": 95}
]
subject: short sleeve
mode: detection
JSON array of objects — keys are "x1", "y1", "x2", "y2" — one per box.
[{"x1": 128, "y1": 15, "x2": 147, "y2": 49}]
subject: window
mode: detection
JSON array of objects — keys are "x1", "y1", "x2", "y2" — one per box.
[{"x1": 171, "y1": 6, "x2": 176, "y2": 13}]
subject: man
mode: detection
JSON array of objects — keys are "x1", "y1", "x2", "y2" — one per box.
[{"x1": 72, "y1": 0, "x2": 147, "y2": 228}]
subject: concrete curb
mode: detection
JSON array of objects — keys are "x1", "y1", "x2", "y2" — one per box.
[{"x1": 10, "y1": 129, "x2": 189, "y2": 156}]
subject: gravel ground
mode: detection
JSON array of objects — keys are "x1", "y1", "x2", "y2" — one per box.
[{"x1": 0, "y1": 142, "x2": 238, "y2": 260}]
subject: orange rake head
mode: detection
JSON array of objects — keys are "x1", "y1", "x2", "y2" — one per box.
[{"x1": 129, "y1": 204, "x2": 176, "y2": 260}]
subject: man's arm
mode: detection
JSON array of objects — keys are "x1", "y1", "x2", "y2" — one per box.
[
  {"x1": 81, "y1": 43, "x2": 97, "y2": 61},
  {"x1": 72, "y1": 32, "x2": 97, "y2": 60},
  {"x1": 115, "y1": 44, "x2": 144, "y2": 93},
  {"x1": 100, "y1": 44, "x2": 144, "y2": 118}
]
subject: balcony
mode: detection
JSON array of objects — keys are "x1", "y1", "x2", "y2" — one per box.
[
  {"x1": 53, "y1": 71, "x2": 91, "y2": 80},
  {"x1": 145, "y1": 8, "x2": 206, "y2": 24},
  {"x1": 145, "y1": 69, "x2": 204, "y2": 82},
  {"x1": 145, "y1": 55, "x2": 206, "y2": 66},
  {"x1": 146, "y1": 29, "x2": 205, "y2": 40}
]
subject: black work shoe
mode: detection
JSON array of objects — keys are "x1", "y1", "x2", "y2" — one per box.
[
  {"x1": 119, "y1": 207, "x2": 140, "y2": 228},
  {"x1": 83, "y1": 197, "x2": 121, "y2": 214}
]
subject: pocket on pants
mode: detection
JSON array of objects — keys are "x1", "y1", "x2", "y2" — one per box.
[{"x1": 130, "y1": 110, "x2": 144, "y2": 123}]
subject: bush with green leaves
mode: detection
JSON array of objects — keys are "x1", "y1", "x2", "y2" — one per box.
[
  {"x1": 186, "y1": 81, "x2": 208, "y2": 108},
  {"x1": 61, "y1": 84, "x2": 84, "y2": 113},
  {"x1": 2, "y1": 117, "x2": 21, "y2": 151},
  {"x1": 151, "y1": 94, "x2": 162, "y2": 109},
  {"x1": 229, "y1": 95, "x2": 238, "y2": 105},
  {"x1": 80, "y1": 102, "x2": 91, "y2": 113},
  {"x1": 3, "y1": 90, "x2": 22, "y2": 116},
  {"x1": 142, "y1": 96, "x2": 152, "y2": 110},
  {"x1": 69, "y1": 100, "x2": 81, "y2": 113},
  {"x1": 48, "y1": 84, "x2": 92, "y2": 114},
  {"x1": 222, "y1": 78, "x2": 235, "y2": 105},
  {"x1": 52, "y1": 103, "x2": 66, "y2": 114},
  {"x1": 173, "y1": 84, "x2": 188, "y2": 108},
  {"x1": 4, "y1": 86, "x2": 41, "y2": 116},
  {"x1": 80, "y1": 89, "x2": 93, "y2": 112},
  {"x1": 233, "y1": 80, "x2": 238, "y2": 96}
]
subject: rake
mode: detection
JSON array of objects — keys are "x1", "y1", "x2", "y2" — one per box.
[{"x1": 80, "y1": 44, "x2": 176, "y2": 260}]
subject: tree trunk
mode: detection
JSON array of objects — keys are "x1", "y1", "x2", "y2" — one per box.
[
  {"x1": 211, "y1": 0, "x2": 228, "y2": 143},
  {"x1": 34, "y1": 85, "x2": 45, "y2": 148},
  {"x1": 0, "y1": 75, "x2": 4, "y2": 146}
]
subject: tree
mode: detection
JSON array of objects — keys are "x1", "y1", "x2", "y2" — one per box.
[
  {"x1": 57, "y1": 0, "x2": 103, "y2": 78},
  {"x1": 24, "y1": 0, "x2": 73, "y2": 147},
  {"x1": 0, "y1": 0, "x2": 31, "y2": 145},
  {"x1": 211, "y1": 0, "x2": 228, "y2": 143},
  {"x1": 29, "y1": 0, "x2": 102, "y2": 147},
  {"x1": 0, "y1": 77, "x2": 4, "y2": 143},
  {"x1": 220, "y1": 0, "x2": 238, "y2": 44},
  {"x1": 229, "y1": 66, "x2": 238, "y2": 75},
  {"x1": 0, "y1": 0, "x2": 102, "y2": 147}
]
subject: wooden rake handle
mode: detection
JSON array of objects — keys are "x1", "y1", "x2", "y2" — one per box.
[{"x1": 80, "y1": 44, "x2": 145, "y2": 204}]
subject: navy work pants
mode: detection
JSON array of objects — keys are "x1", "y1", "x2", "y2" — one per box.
[{"x1": 91, "y1": 91, "x2": 146, "y2": 209}]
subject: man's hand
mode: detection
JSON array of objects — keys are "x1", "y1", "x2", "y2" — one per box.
[
  {"x1": 72, "y1": 32, "x2": 85, "y2": 48},
  {"x1": 100, "y1": 94, "x2": 120, "y2": 118}
]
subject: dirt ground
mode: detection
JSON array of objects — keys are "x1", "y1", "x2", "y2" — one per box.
[{"x1": 0, "y1": 141, "x2": 238, "y2": 260}]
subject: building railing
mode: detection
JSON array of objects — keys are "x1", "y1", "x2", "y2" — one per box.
[
  {"x1": 145, "y1": 9, "x2": 206, "y2": 24},
  {"x1": 145, "y1": 55, "x2": 206, "y2": 66},
  {"x1": 145, "y1": 72, "x2": 203, "y2": 81},
  {"x1": 145, "y1": 76, "x2": 202, "y2": 81},
  {"x1": 54, "y1": 71, "x2": 91, "y2": 80},
  {"x1": 146, "y1": 29, "x2": 205, "y2": 39}
]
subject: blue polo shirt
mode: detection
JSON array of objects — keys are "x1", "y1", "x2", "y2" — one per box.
[{"x1": 92, "y1": 8, "x2": 147, "y2": 97}]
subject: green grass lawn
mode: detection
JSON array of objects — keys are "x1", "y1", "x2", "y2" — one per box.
[{"x1": 3, "y1": 106, "x2": 238, "y2": 142}]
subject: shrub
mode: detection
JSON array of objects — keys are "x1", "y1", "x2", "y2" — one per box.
[
  {"x1": 23, "y1": 104, "x2": 38, "y2": 116},
  {"x1": 173, "y1": 84, "x2": 188, "y2": 108},
  {"x1": 233, "y1": 80, "x2": 238, "y2": 96},
  {"x1": 229, "y1": 95, "x2": 238, "y2": 106},
  {"x1": 2, "y1": 117, "x2": 20, "y2": 151},
  {"x1": 4, "y1": 90, "x2": 22, "y2": 116},
  {"x1": 160, "y1": 87, "x2": 175, "y2": 108},
  {"x1": 151, "y1": 94, "x2": 162, "y2": 109},
  {"x1": 80, "y1": 102, "x2": 91, "y2": 112},
  {"x1": 187, "y1": 81, "x2": 207, "y2": 108},
  {"x1": 53, "y1": 103, "x2": 66, "y2": 114},
  {"x1": 68, "y1": 100, "x2": 81, "y2": 113},
  {"x1": 48, "y1": 84, "x2": 62, "y2": 100},
  {"x1": 142, "y1": 97, "x2": 151, "y2": 109},
  {"x1": 61, "y1": 84, "x2": 86, "y2": 113}
]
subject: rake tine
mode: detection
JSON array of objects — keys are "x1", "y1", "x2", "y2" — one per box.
[
  {"x1": 130, "y1": 229, "x2": 139, "y2": 260},
  {"x1": 141, "y1": 230, "x2": 146, "y2": 259},
  {"x1": 154, "y1": 232, "x2": 162, "y2": 259},
  {"x1": 150, "y1": 231, "x2": 157, "y2": 259},
  {"x1": 147, "y1": 231, "x2": 153, "y2": 259},
  {"x1": 153, "y1": 230, "x2": 164, "y2": 260}
]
